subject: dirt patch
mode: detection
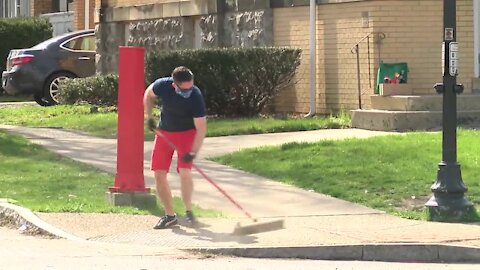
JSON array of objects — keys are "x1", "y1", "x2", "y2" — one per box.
[
  {"x1": 397, "y1": 195, "x2": 431, "y2": 211},
  {"x1": 0, "y1": 206, "x2": 56, "y2": 238}
]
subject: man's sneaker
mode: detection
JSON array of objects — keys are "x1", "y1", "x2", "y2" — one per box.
[
  {"x1": 153, "y1": 215, "x2": 178, "y2": 229},
  {"x1": 185, "y1": 211, "x2": 197, "y2": 226}
]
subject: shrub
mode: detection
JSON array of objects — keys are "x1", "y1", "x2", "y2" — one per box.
[
  {"x1": 59, "y1": 74, "x2": 119, "y2": 106},
  {"x1": 0, "y1": 17, "x2": 52, "y2": 73},
  {"x1": 146, "y1": 47, "x2": 301, "y2": 117},
  {"x1": 0, "y1": 17, "x2": 52, "y2": 92}
]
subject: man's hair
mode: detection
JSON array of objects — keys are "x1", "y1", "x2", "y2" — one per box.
[{"x1": 172, "y1": 66, "x2": 194, "y2": 83}]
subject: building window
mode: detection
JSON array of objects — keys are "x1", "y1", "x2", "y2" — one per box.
[
  {"x1": 1, "y1": 0, "x2": 15, "y2": 18},
  {"x1": 1, "y1": 0, "x2": 11, "y2": 18},
  {"x1": 0, "y1": 0, "x2": 30, "y2": 17},
  {"x1": 53, "y1": 0, "x2": 74, "y2": 12},
  {"x1": 18, "y1": 0, "x2": 30, "y2": 17},
  {"x1": 0, "y1": 0, "x2": 4, "y2": 18}
]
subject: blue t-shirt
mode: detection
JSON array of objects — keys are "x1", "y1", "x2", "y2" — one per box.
[{"x1": 152, "y1": 77, "x2": 206, "y2": 131}]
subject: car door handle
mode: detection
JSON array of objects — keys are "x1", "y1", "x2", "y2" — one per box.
[{"x1": 78, "y1": 57, "x2": 91, "y2": 60}]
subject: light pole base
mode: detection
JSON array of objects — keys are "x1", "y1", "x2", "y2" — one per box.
[
  {"x1": 426, "y1": 194, "x2": 475, "y2": 222},
  {"x1": 425, "y1": 162, "x2": 476, "y2": 221}
]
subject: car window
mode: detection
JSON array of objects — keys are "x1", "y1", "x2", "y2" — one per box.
[
  {"x1": 63, "y1": 35, "x2": 96, "y2": 52},
  {"x1": 32, "y1": 36, "x2": 65, "y2": 49}
]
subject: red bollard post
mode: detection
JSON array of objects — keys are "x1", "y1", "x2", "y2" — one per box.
[{"x1": 109, "y1": 47, "x2": 149, "y2": 196}]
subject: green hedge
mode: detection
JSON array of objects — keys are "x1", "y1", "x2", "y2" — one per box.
[
  {"x1": 59, "y1": 74, "x2": 119, "y2": 106},
  {"x1": 146, "y1": 48, "x2": 301, "y2": 117},
  {"x1": 58, "y1": 48, "x2": 301, "y2": 116},
  {"x1": 0, "y1": 17, "x2": 53, "y2": 73}
]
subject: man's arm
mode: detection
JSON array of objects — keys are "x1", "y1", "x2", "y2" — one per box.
[
  {"x1": 144, "y1": 84, "x2": 157, "y2": 119},
  {"x1": 191, "y1": 117, "x2": 207, "y2": 154}
]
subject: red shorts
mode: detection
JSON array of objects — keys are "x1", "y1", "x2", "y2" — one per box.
[{"x1": 151, "y1": 129, "x2": 196, "y2": 172}]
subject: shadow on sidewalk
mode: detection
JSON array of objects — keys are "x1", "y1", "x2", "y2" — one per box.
[{"x1": 172, "y1": 221, "x2": 257, "y2": 245}]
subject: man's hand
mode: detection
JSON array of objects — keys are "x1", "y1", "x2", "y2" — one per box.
[
  {"x1": 144, "y1": 84, "x2": 158, "y2": 132},
  {"x1": 182, "y1": 152, "x2": 196, "y2": 162},
  {"x1": 147, "y1": 118, "x2": 157, "y2": 132},
  {"x1": 190, "y1": 116, "x2": 207, "y2": 154}
]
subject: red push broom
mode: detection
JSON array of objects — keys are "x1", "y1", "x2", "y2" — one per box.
[{"x1": 154, "y1": 129, "x2": 284, "y2": 235}]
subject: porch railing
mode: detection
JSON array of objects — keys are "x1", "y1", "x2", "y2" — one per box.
[{"x1": 350, "y1": 32, "x2": 386, "y2": 109}]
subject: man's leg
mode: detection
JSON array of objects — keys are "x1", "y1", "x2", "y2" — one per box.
[
  {"x1": 154, "y1": 170, "x2": 175, "y2": 216},
  {"x1": 151, "y1": 132, "x2": 178, "y2": 229},
  {"x1": 179, "y1": 168, "x2": 193, "y2": 212},
  {"x1": 175, "y1": 129, "x2": 197, "y2": 225}
]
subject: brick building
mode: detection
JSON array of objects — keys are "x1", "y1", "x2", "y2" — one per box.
[
  {"x1": 73, "y1": 0, "x2": 95, "y2": 31},
  {"x1": 1, "y1": 0, "x2": 94, "y2": 34},
  {"x1": 93, "y1": 0, "x2": 480, "y2": 129}
]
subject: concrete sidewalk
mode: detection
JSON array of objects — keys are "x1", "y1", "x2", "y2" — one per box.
[
  {"x1": 0, "y1": 125, "x2": 394, "y2": 217},
  {"x1": 2, "y1": 125, "x2": 480, "y2": 262},
  {"x1": 36, "y1": 212, "x2": 480, "y2": 249},
  {"x1": 4, "y1": 198, "x2": 480, "y2": 262},
  {"x1": 29, "y1": 211, "x2": 480, "y2": 262}
]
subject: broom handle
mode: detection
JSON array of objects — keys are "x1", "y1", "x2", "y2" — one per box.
[
  {"x1": 192, "y1": 164, "x2": 255, "y2": 221},
  {"x1": 154, "y1": 129, "x2": 255, "y2": 221}
]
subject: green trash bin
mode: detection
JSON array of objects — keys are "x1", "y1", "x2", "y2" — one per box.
[{"x1": 376, "y1": 62, "x2": 409, "y2": 94}]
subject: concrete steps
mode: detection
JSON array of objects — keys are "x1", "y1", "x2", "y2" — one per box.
[
  {"x1": 352, "y1": 95, "x2": 480, "y2": 131},
  {"x1": 370, "y1": 95, "x2": 480, "y2": 111}
]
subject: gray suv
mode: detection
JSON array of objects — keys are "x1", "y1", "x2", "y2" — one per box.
[{"x1": 2, "y1": 29, "x2": 95, "y2": 106}]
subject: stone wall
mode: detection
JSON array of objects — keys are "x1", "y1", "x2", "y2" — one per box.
[
  {"x1": 94, "y1": 0, "x2": 216, "y2": 73},
  {"x1": 198, "y1": 9, "x2": 273, "y2": 48},
  {"x1": 126, "y1": 17, "x2": 194, "y2": 51},
  {"x1": 199, "y1": 15, "x2": 218, "y2": 47},
  {"x1": 96, "y1": 0, "x2": 274, "y2": 73},
  {"x1": 95, "y1": 22, "x2": 125, "y2": 74},
  {"x1": 220, "y1": 0, "x2": 273, "y2": 47},
  {"x1": 223, "y1": 9, "x2": 273, "y2": 47}
]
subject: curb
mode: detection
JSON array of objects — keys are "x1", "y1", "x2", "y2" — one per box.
[
  {"x1": 185, "y1": 244, "x2": 480, "y2": 263},
  {"x1": 2, "y1": 200, "x2": 479, "y2": 263},
  {"x1": 0, "y1": 201, "x2": 84, "y2": 241}
]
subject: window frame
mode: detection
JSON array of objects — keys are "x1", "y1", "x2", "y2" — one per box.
[{"x1": 59, "y1": 33, "x2": 96, "y2": 53}]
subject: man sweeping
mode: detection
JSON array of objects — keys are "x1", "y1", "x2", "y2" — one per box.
[{"x1": 144, "y1": 66, "x2": 207, "y2": 229}]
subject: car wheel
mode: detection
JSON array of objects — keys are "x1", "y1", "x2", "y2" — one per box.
[
  {"x1": 43, "y1": 72, "x2": 75, "y2": 105},
  {"x1": 34, "y1": 94, "x2": 51, "y2": 106}
]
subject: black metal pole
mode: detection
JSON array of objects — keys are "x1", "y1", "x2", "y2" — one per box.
[
  {"x1": 356, "y1": 45, "x2": 362, "y2": 110},
  {"x1": 443, "y1": 0, "x2": 458, "y2": 164},
  {"x1": 425, "y1": 0, "x2": 473, "y2": 220},
  {"x1": 367, "y1": 36, "x2": 372, "y2": 88}
]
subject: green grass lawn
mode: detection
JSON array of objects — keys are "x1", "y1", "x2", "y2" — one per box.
[
  {"x1": 214, "y1": 130, "x2": 480, "y2": 220},
  {"x1": 0, "y1": 131, "x2": 218, "y2": 217},
  {"x1": 0, "y1": 105, "x2": 351, "y2": 139}
]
